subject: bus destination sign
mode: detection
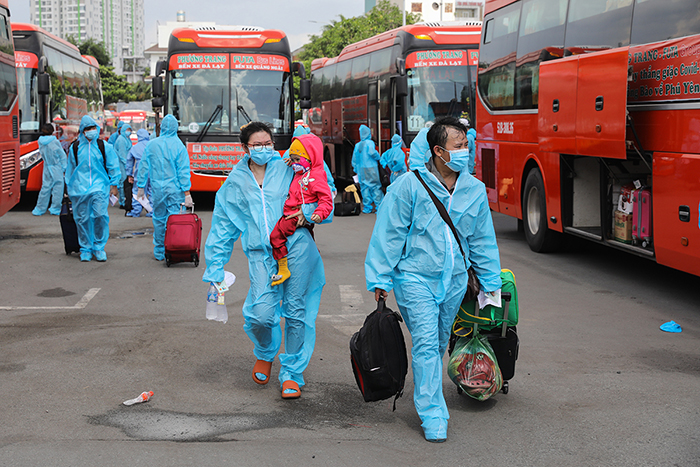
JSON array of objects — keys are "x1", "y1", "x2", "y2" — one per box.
[
  {"x1": 14, "y1": 51, "x2": 38, "y2": 68},
  {"x1": 170, "y1": 54, "x2": 229, "y2": 70},
  {"x1": 230, "y1": 54, "x2": 290, "y2": 72},
  {"x1": 406, "y1": 49, "x2": 478, "y2": 69},
  {"x1": 188, "y1": 142, "x2": 245, "y2": 170}
]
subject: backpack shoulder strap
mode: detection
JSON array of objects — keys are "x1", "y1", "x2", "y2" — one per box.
[
  {"x1": 71, "y1": 140, "x2": 79, "y2": 166},
  {"x1": 97, "y1": 139, "x2": 107, "y2": 171}
]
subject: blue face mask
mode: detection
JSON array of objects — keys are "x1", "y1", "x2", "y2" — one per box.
[
  {"x1": 249, "y1": 146, "x2": 276, "y2": 165},
  {"x1": 440, "y1": 148, "x2": 469, "y2": 173},
  {"x1": 85, "y1": 129, "x2": 99, "y2": 141}
]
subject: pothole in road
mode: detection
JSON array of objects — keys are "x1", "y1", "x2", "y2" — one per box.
[{"x1": 37, "y1": 287, "x2": 75, "y2": 298}]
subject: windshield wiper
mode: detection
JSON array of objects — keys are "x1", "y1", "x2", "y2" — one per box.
[
  {"x1": 235, "y1": 88, "x2": 252, "y2": 126},
  {"x1": 196, "y1": 90, "x2": 224, "y2": 143}
]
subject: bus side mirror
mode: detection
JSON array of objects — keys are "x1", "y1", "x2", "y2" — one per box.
[
  {"x1": 300, "y1": 78, "x2": 311, "y2": 102},
  {"x1": 37, "y1": 73, "x2": 50, "y2": 95},
  {"x1": 152, "y1": 76, "x2": 163, "y2": 98},
  {"x1": 395, "y1": 75, "x2": 408, "y2": 98},
  {"x1": 396, "y1": 58, "x2": 406, "y2": 76},
  {"x1": 292, "y1": 61, "x2": 307, "y2": 80},
  {"x1": 155, "y1": 59, "x2": 167, "y2": 77},
  {"x1": 152, "y1": 97, "x2": 164, "y2": 108}
]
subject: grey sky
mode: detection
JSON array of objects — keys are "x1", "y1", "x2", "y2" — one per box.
[{"x1": 10, "y1": 1, "x2": 365, "y2": 52}]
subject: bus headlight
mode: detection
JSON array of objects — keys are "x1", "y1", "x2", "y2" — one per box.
[{"x1": 20, "y1": 149, "x2": 42, "y2": 170}]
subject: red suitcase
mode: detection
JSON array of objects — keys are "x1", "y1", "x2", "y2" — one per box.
[
  {"x1": 164, "y1": 204, "x2": 202, "y2": 267},
  {"x1": 631, "y1": 187, "x2": 652, "y2": 247}
]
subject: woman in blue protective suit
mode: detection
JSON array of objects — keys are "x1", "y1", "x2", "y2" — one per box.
[
  {"x1": 32, "y1": 123, "x2": 66, "y2": 216},
  {"x1": 125, "y1": 129, "x2": 151, "y2": 217},
  {"x1": 351, "y1": 124, "x2": 383, "y2": 213},
  {"x1": 114, "y1": 123, "x2": 132, "y2": 209},
  {"x1": 136, "y1": 114, "x2": 193, "y2": 261},
  {"x1": 65, "y1": 116, "x2": 121, "y2": 262},
  {"x1": 380, "y1": 134, "x2": 407, "y2": 183},
  {"x1": 202, "y1": 121, "x2": 325, "y2": 400},
  {"x1": 365, "y1": 117, "x2": 502, "y2": 443}
]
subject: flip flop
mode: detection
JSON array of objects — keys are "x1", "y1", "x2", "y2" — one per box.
[
  {"x1": 252, "y1": 359, "x2": 272, "y2": 385},
  {"x1": 281, "y1": 380, "x2": 301, "y2": 399}
]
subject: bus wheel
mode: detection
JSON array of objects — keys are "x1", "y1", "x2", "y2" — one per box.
[{"x1": 522, "y1": 168, "x2": 561, "y2": 253}]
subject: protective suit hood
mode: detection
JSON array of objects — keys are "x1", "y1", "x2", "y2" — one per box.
[
  {"x1": 120, "y1": 123, "x2": 132, "y2": 135},
  {"x1": 408, "y1": 128, "x2": 430, "y2": 169},
  {"x1": 78, "y1": 115, "x2": 100, "y2": 144},
  {"x1": 359, "y1": 124, "x2": 372, "y2": 141},
  {"x1": 291, "y1": 133, "x2": 323, "y2": 169},
  {"x1": 391, "y1": 134, "x2": 402, "y2": 147},
  {"x1": 38, "y1": 135, "x2": 58, "y2": 146},
  {"x1": 468, "y1": 128, "x2": 476, "y2": 138},
  {"x1": 160, "y1": 114, "x2": 179, "y2": 137},
  {"x1": 136, "y1": 128, "x2": 150, "y2": 142},
  {"x1": 293, "y1": 125, "x2": 311, "y2": 137}
]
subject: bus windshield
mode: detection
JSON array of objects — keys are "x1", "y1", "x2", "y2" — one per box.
[
  {"x1": 16, "y1": 67, "x2": 39, "y2": 130},
  {"x1": 168, "y1": 68, "x2": 291, "y2": 135},
  {"x1": 405, "y1": 49, "x2": 477, "y2": 132}
]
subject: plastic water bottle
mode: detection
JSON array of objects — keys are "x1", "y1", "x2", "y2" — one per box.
[
  {"x1": 206, "y1": 283, "x2": 218, "y2": 320},
  {"x1": 215, "y1": 291, "x2": 228, "y2": 323}
]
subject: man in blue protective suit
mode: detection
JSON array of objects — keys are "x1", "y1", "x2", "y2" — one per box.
[
  {"x1": 351, "y1": 124, "x2": 383, "y2": 213},
  {"x1": 467, "y1": 127, "x2": 476, "y2": 175},
  {"x1": 32, "y1": 124, "x2": 67, "y2": 216},
  {"x1": 202, "y1": 121, "x2": 325, "y2": 400},
  {"x1": 136, "y1": 114, "x2": 193, "y2": 261},
  {"x1": 365, "y1": 117, "x2": 502, "y2": 443},
  {"x1": 379, "y1": 133, "x2": 407, "y2": 183},
  {"x1": 107, "y1": 120, "x2": 123, "y2": 146},
  {"x1": 125, "y1": 129, "x2": 151, "y2": 217},
  {"x1": 114, "y1": 123, "x2": 132, "y2": 209},
  {"x1": 65, "y1": 116, "x2": 121, "y2": 262}
]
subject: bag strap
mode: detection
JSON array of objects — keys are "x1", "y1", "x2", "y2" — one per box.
[
  {"x1": 413, "y1": 171, "x2": 465, "y2": 260},
  {"x1": 71, "y1": 138, "x2": 107, "y2": 171}
]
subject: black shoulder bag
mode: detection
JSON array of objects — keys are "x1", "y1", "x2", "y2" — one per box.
[{"x1": 413, "y1": 171, "x2": 480, "y2": 302}]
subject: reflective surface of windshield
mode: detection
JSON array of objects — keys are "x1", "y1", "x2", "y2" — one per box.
[
  {"x1": 17, "y1": 67, "x2": 39, "y2": 130},
  {"x1": 168, "y1": 68, "x2": 291, "y2": 135},
  {"x1": 406, "y1": 65, "x2": 474, "y2": 132}
]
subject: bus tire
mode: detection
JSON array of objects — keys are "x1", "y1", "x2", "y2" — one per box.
[{"x1": 522, "y1": 168, "x2": 561, "y2": 253}]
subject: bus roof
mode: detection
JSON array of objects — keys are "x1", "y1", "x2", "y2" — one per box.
[
  {"x1": 82, "y1": 55, "x2": 99, "y2": 67},
  {"x1": 485, "y1": 0, "x2": 518, "y2": 15},
  {"x1": 170, "y1": 26, "x2": 288, "y2": 49},
  {"x1": 312, "y1": 22, "x2": 482, "y2": 70},
  {"x1": 11, "y1": 23, "x2": 81, "y2": 53}
]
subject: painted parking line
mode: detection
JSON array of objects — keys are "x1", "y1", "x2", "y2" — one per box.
[
  {"x1": 319, "y1": 285, "x2": 366, "y2": 336},
  {"x1": 0, "y1": 288, "x2": 101, "y2": 311}
]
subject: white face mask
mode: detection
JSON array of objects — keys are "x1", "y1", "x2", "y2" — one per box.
[{"x1": 438, "y1": 147, "x2": 469, "y2": 172}]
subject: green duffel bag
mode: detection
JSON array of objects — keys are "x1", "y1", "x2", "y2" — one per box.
[{"x1": 453, "y1": 269, "x2": 518, "y2": 336}]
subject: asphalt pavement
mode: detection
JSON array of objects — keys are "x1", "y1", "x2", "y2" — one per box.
[{"x1": 0, "y1": 192, "x2": 698, "y2": 466}]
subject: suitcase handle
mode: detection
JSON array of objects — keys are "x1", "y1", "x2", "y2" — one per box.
[
  {"x1": 473, "y1": 292, "x2": 512, "y2": 337},
  {"x1": 180, "y1": 203, "x2": 195, "y2": 214}
]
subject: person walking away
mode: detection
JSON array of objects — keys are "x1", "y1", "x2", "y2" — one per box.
[
  {"x1": 125, "y1": 129, "x2": 151, "y2": 217},
  {"x1": 65, "y1": 116, "x2": 120, "y2": 262},
  {"x1": 32, "y1": 124, "x2": 67, "y2": 216},
  {"x1": 364, "y1": 117, "x2": 502, "y2": 442},
  {"x1": 108, "y1": 120, "x2": 123, "y2": 146},
  {"x1": 136, "y1": 114, "x2": 193, "y2": 261},
  {"x1": 114, "y1": 123, "x2": 133, "y2": 210},
  {"x1": 202, "y1": 121, "x2": 325, "y2": 399},
  {"x1": 351, "y1": 124, "x2": 383, "y2": 213},
  {"x1": 270, "y1": 133, "x2": 333, "y2": 286},
  {"x1": 380, "y1": 134, "x2": 407, "y2": 183}
]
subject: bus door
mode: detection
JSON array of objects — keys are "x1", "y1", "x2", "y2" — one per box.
[{"x1": 368, "y1": 79, "x2": 381, "y2": 147}]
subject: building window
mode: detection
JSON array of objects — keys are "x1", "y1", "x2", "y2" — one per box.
[
  {"x1": 411, "y1": 3, "x2": 422, "y2": 12},
  {"x1": 445, "y1": 3, "x2": 453, "y2": 13}
]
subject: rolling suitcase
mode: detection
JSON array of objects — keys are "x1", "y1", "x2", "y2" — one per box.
[
  {"x1": 631, "y1": 187, "x2": 652, "y2": 247},
  {"x1": 59, "y1": 194, "x2": 80, "y2": 255},
  {"x1": 164, "y1": 204, "x2": 202, "y2": 267}
]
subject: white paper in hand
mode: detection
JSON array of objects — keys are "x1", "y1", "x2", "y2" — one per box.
[
  {"x1": 135, "y1": 195, "x2": 152, "y2": 213},
  {"x1": 109, "y1": 194, "x2": 118, "y2": 206},
  {"x1": 478, "y1": 289, "x2": 502, "y2": 309}
]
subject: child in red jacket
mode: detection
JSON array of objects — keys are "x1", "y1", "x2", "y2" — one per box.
[{"x1": 271, "y1": 133, "x2": 333, "y2": 286}]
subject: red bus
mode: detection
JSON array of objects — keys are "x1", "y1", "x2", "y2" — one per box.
[
  {"x1": 309, "y1": 22, "x2": 481, "y2": 183},
  {"x1": 151, "y1": 26, "x2": 311, "y2": 192},
  {"x1": 12, "y1": 23, "x2": 103, "y2": 192},
  {"x1": 476, "y1": 0, "x2": 700, "y2": 277},
  {"x1": 0, "y1": 0, "x2": 19, "y2": 216},
  {"x1": 114, "y1": 109, "x2": 155, "y2": 143}
]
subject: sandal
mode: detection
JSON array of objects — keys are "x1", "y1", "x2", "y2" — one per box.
[
  {"x1": 252, "y1": 359, "x2": 272, "y2": 385},
  {"x1": 281, "y1": 380, "x2": 301, "y2": 399}
]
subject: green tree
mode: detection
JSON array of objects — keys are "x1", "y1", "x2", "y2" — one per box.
[
  {"x1": 100, "y1": 65, "x2": 135, "y2": 104},
  {"x1": 77, "y1": 38, "x2": 112, "y2": 66},
  {"x1": 293, "y1": 0, "x2": 419, "y2": 117}
]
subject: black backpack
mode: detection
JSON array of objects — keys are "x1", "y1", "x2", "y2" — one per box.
[
  {"x1": 349, "y1": 298, "x2": 408, "y2": 410},
  {"x1": 71, "y1": 138, "x2": 107, "y2": 171}
]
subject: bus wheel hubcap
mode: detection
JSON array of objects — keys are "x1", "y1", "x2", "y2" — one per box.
[{"x1": 526, "y1": 186, "x2": 541, "y2": 235}]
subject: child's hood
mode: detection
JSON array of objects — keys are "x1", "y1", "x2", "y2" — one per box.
[{"x1": 291, "y1": 133, "x2": 324, "y2": 169}]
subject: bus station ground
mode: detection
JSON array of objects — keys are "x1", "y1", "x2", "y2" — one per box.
[{"x1": 0, "y1": 193, "x2": 698, "y2": 466}]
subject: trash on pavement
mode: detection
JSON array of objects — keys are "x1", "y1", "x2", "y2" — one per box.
[
  {"x1": 660, "y1": 321, "x2": 682, "y2": 333},
  {"x1": 123, "y1": 391, "x2": 154, "y2": 406}
]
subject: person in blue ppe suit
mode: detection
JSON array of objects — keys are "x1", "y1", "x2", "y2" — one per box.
[
  {"x1": 65, "y1": 116, "x2": 121, "y2": 262},
  {"x1": 136, "y1": 114, "x2": 193, "y2": 261},
  {"x1": 286, "y1": 125, "x2": 337, "y2": 199},
  {"x1": 202, "y1": 121, "x2": 325, "y2": 400},
  {"x1": 351, "y1": 124, "x2": 383, "y2": 213},
  {"x1": 467, "y1": 127, "x2": 476, "y2": 175},
  {"x1": 125, "y1": 129, "x2": 151, "y2": 217},
  {"x1": 32, "y1": 124, "x2": 67, "y2": 216},
  {"x1": 114, "y1": 123, "x2": 132, "y2": 209},
  {"x1": 107, "y1": 120, "x2": 123, "y2": 146},
  {"x1": 380, "y1": 134, "x2": 407, "y2": 183},
  {"x1": 365, "y1": 117, "x2": 502, "y2": 443}
]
